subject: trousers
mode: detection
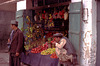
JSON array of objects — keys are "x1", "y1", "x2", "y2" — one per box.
[{"x1": 9, "y1": 53, "x2": 21, "y2": 66}]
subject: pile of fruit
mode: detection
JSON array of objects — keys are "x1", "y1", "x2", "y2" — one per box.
[
  {"x1": 41, "y1": 48, "x2": 55, "y2": 55},
  {"x1": 51, "y1": 38, "x2": 55, "y2": 43},
  {"x1": 24, "y1": 44, "x2": 33, "y2": 51},
  {"x1": 31, "y1": 42, "x2": 48, "y2": 53},
  {"x1": 50, "y1": 52, "x2": 58, "y2": 59}
]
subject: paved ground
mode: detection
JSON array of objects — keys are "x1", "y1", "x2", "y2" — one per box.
[
  {"x1": 0, "y1": 51, "x2": 28, "y2": 66},
  {"x1": 0, "y1": 52, "x2": 9, "y2": 66}
]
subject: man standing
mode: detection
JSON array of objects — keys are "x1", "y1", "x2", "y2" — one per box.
[
  {"x1": 52, "y1": 33, "x2": 78, "y2": 66},
  {"x1": 9, "y1": 20, "x2": 25, "y2": 66}
]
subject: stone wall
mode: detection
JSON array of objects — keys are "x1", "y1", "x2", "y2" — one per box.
[
  {"x1": 80, "y1": 0, "x2": 97, "y2": 66},
  {"x1": 0, "y1": 10, "x2": 15, "y2": 50}
]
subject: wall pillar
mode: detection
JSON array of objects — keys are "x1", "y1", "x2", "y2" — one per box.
[{"x1": 80, "y1": 0, "x2": 96, "y2": 66}]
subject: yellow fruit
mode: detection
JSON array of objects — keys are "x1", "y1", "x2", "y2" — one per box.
[{"x1": 41, "y1": 48, "x2": 56, "y2": 55}]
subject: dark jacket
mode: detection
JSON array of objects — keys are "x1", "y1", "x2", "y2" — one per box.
[
  {"x1": 9, "y1": 28, "x2": 25, "y2": 54},
  {"x1": 62, "y1": 37, "x2": 78, "y2": 65},
  {"x1": 62, "y1": 37, "x2": 76, "y2": 55}
]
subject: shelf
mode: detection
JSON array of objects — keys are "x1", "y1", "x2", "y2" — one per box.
[
  {"x1": 32, "y1": 1, "x2": 70, "y2": 10},
  {"x1": 33, "y1": 22, "x2": 42, "y2": 24},
  {"x1": 44, "y1": 27, "x2": 64, "y2": 31}
]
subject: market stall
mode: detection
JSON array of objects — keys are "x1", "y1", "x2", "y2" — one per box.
[{"x1": 19, "y1": 0, "x2": 70, "y2": 66}]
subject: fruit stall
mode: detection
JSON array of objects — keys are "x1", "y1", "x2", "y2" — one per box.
[{"x1": 19, "y1": 1, "x2": 70, "y2": 66}]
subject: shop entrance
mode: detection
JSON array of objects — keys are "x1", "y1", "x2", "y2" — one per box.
[{"x1": 16, "y1": 0, "x2": 82, "y2": 65}]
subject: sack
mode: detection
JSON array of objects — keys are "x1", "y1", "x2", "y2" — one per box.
[{"x1": 59, "y1": 54, "x2": 78, "y2": 65}]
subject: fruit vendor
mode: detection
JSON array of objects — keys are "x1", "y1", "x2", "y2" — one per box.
[{"x1": 52, "y1": 33, "x2": 78, "y2": 66}]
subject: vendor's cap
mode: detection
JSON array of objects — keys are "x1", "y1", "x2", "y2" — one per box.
[
  {"x1": 53, "y1": 33, "x2": 63, "y2": 37},
  {"x1": 11, "y1": 20, "x2": 18, "y2": 25}
]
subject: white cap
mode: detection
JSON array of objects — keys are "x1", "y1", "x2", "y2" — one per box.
[{"x1": 11, "y1": 20, "x2": 18, "y2": 25}]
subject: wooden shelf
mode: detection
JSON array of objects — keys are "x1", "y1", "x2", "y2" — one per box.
[
  {"x1": 44, "y1": 27, "x2": 65, "y2": 31},
  {"x1": 32, "y1": 1, "x2": 70, "y2": 10},
  {"x1": 33, "y1": 21, "x2": 42, "y2": 24}
]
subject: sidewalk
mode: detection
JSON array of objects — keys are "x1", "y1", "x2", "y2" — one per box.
[
  {"x1": 0, "y1": 50, "x2": 28, "y2": 66},
  {"x1": 0, "y1": 52, "x2": 9, "y2": 66}
]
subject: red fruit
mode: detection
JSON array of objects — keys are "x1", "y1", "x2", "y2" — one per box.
[
  {"x1": 44, "y1": 10, "x2": 46, "y2": 13},
  {"x1": 44, "y1": 44, "x2": 46, "y2": 46},
  {"x1": 32, "y1": 49, "x2": 34, "y2": 51},
  {"x1": 31, "y1": 51, "x2": 34, "y2": 53},
  {"x1": 62, "y1": 15, "x2": 64, "y2": 18},
  {"x1": 50, "y1": 53, "x2": 58, "y2": 59},
  {"x1": 54, "y1": 13, "x2": 58, "y2": 16},
  {"x1": 42, "y1": 14, "x2": 45, "y2": 19},
  {"x1": 53, "y1": 38, "x2": 55, "y2": 41},
  {"x1": 62, "y1": 10, "x2": 65, "y2": 13},
  {"x1": 51, "y1": 41, "x2": 54, "y2": 43}
]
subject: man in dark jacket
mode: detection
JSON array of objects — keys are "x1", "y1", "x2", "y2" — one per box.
[{"x1": 9, "y1": 20, "x2": 25, "y2": 66}]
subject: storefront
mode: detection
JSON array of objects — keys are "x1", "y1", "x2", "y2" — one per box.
[{"x1": 16, "y1": 0, "x2": 97, "y2": 66}]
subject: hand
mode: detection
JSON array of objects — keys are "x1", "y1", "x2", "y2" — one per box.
[
  {"x1": 51, "y1": 41, "x2": 56, "y2": 44},
  {"x1": 16, "y1": 52, "x2": 19, "y2": 56},
  {"x1": 8, "y1": 39, "x2": 11, "y2": 43}
]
